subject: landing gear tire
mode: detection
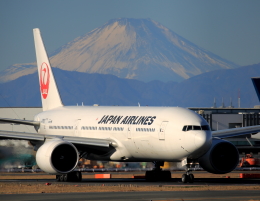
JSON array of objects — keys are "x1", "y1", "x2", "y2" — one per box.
[
  {"x1": 145, "y1": 161, "x2": 171, "y2": 182},
  {"x1": 145, "y1": 171, "x2": 171, "y2": 181},
  {"x1": 181, "y1": 173, "x2": 194, "y2": 183},
  {"x1": 145, "y1": 171, "x2": 155, "y2": 182},
  {"x1": 181, "y1": 174, "x2": 188, "y2": 183},
  {"x1": 63, "y1": 174, "x2": 68, "y2": 182},
  {"x1": 56, "y1": 172, "x2": 82, "y2": 182},
  {"x1": 160, "y1": 171, "x2": 171, "y2": 181},
  {"x1": 59, "y1": 174, "x2": 65, "y2": 182},
  {"x1": 74, "y1": 171, "x2": 82, "y2": 182},
  {"x1": 189, "y1": 174, "x2": 194, "y2": 183},
  {"x1": 56, "y1": 175, "x2": 61, "y2": 182}
]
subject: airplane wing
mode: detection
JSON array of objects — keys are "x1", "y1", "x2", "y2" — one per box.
[
  {"x1": 0, "y1": 118, "x2": 40, "y2": 126},
  {"x1": 0, "y1": 130, "x2": 114, "y2": 148},
  {"x1": 212, "y1": 125, "x2": 260, "y2": 138}
]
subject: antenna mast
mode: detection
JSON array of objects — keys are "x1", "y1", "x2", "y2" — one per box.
[{"x1": 238, "y1": 89, "x2": 240, "y2": 108}]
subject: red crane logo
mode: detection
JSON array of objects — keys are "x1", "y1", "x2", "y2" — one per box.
[{"x1": 40, "y1": 62, "x2": 50, "y2": 99}]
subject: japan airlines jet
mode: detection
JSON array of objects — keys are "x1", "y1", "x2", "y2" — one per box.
[{"x1": 1, "y1": 29, "x2": 260, "y2": 183}]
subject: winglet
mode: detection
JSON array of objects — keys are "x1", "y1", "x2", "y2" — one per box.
[
  {"x1": 251, "y1": 77, "x2": 260, "y2": 102},
  {"x1": 33, "y1": 28, "x2": 63, "y2": 111}
]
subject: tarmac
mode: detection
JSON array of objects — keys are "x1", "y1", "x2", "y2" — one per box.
[
  {"x1": 1, "y1": 190, "x2": 260, "y2": 201},
  {"x1": 1, "y1": 171, "x2": 260, "y2": 201}
]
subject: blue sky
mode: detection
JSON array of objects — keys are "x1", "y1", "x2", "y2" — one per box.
[{"x1": 0, "y1": 0, "x2": 260, "y2": 72}]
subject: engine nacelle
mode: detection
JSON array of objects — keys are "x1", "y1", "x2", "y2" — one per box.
[
  {"x1": 36, "y1": 138, "x2": 79, "y2": 174},
  {"x1": 198, "y1": 138, "x2": 239, "y2": 174}
]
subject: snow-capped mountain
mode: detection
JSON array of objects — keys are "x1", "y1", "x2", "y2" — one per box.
[{"x1": 0, "y1": 18, "x2": 238, "y2": 83}]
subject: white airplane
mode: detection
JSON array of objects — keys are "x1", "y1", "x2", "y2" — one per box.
[{"x1": 1, "y1": 28, "x2": 260, "y2": 183}]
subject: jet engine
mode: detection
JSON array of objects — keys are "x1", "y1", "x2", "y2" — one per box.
[
  {"x1": 36, "y1": 139, "x2": 79, "y2": 174},
  {"x1": 198, "y1": 138, "x2": 239, "y2": 174}
]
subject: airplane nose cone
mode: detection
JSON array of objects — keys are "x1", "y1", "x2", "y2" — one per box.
[{"x1": 194, "y1": 131, "x2": 208, "y2": 148}]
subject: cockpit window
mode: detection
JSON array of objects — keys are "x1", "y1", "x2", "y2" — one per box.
[
  {"x1": 193, "y1": 126, "x2": 201, "y2": 130},
  {"x1": 201, "y1": 125, "x2": 210, "y2": 130},
  {"x1": 182, "y1": 125, "x2": 210, "y2": 131},
  {"x1": 187, "y1": 125, "x2": 193, "y2": 131}
]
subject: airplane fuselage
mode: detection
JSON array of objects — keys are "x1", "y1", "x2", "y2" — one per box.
[{"x1": 34, "y1": 106, "x2": 212, "y2": 162}]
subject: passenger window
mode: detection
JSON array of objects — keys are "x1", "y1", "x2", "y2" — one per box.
[
  {"x1": 193, "y1": 126, "x2": 201, "y2": 130},
  {"x1": 182, "y1": 126, "x2": 187, "y2": 131}
]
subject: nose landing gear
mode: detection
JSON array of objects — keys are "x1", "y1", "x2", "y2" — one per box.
[
  {"x1": 181, "y1": 169, "x2": 194, "y2": 183},
  {"x1": 145, "y1": 161, "x2": 171, "y2": 181},
  {"x1": 181, "y1": 160, "x2": 195, "y2": 183}
]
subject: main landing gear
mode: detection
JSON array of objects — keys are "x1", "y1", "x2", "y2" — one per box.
[
  {"x1": 56, "y1": 171, "x2": 82, "y2": 182},
  {"x1": 145, "y1": 161, "x2": 171, "y2": 181}
]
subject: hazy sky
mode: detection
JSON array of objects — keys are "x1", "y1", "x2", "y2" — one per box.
[{"x1": 0, "y1": 0, "x2": 260, "y2": 72}]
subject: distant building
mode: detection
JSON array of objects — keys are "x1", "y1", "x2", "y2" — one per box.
[{"x1": 190, "y1": 107, "x2": 260, "y2": 154}]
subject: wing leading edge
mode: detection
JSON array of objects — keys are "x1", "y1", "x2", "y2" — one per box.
[
  {"x1": 0, "y1": 118, "x2": 40, "y2": 126},
  {"x1": 212, "y1": 125, "x2": 260, "y2": 138},
  {"x1": 0, "y1": 130, "x2": 115, "y2": 148}
]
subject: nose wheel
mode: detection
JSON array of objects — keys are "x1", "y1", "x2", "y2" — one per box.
[
  {"x1": 181, "y1": 171, "x2": 194, "y2": 183},
  {"x1": 181, "y1": 159, "x2": 195, "y2": 183}
]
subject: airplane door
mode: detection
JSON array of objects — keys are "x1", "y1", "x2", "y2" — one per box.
[
  {"x1": 74, "y1": 119, "x2": 81, "y2": 136},
  {"x1": 158, "y1": 121, "x2": 168, "y2": 140}
]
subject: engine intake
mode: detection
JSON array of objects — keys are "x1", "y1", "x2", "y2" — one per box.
[
  {"x1": 198, "y1": 138, "x2": 239, "y2": 174},
  {"x1": 36, "y1": 139, "x2": 79, "y2": 174}
]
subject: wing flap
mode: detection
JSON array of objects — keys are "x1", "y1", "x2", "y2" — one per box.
[
  {"x1": 0, "y1": 130, "x2": 43, "y2": 141},
  {"x1": 63, "y1": 136, "x2": 111, "y2": 147},
  {"x1": 212, "y1": 125, "x2": 260, "y2": 138}
]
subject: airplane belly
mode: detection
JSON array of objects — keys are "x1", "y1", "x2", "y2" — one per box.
[
  {"x1": 133, "y1": 139, "x2": 156, "y2": 158},
  {"x1": 130, "y1": 132, "x2": 172, "y2": 160}
]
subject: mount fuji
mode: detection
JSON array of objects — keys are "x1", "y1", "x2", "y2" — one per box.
[{"x1": 0, "y1": 18, "x2": 238, "y2": 83}]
